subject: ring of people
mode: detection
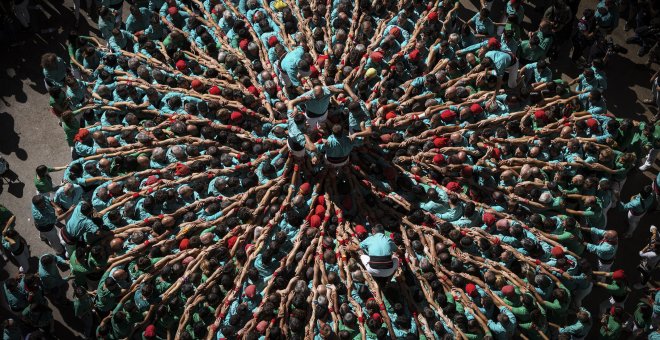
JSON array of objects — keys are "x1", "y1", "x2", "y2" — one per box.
[{"x1": 2, "y1": 0, "x2": 660, "y2": 339}]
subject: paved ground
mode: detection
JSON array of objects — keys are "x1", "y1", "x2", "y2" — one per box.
[{"x1": 0, "y1": 0, "x2": 658, "y2": 338}]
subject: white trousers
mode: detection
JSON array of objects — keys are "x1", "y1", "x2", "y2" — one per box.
[
  {"x1": 506, "y1": 59, "x2": 519, "y2": 88},
  {"x1": 41, "y1": 227, "x2": 65, "y2": 256},
  {"x1": 642, "y1": 148, "x2": 659, "y2": 168},
  {"x1": 360, "y1": 254, "x2": 399, "y2": 278},
  {"x1": 627, "y1": 210, "x2": 645, "y2": 236},
  {"x1": 12, "y1": 244, "x2": 30, "y2": 273},
  {"x1": 572, "y1": 281, "x2": 593, "y2": 308}
]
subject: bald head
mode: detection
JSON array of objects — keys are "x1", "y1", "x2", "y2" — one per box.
[{"x1": 112, "y1": 269, "x2": 128, "y2": 281}]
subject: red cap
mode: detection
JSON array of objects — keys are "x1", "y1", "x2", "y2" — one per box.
[
  {"x1": 461, "y1": 166, "x2": 473, "y2": 178},
  {"x1": 440, "y1": 109, "x2": 456, "y2": 122},
  {"x1": 355, "y1": 224, "x2": 367, "y2": 236},
  {"x1": 247, "y1": 85, "x2": 259, "y2": 96},
  {"x1": 501, "y1": 285, "x2": 515, "y2": 296},
  {"x1": 432, "y1": 154, "x2": 445, "y2": 165},
  {"x1": 371, "y1": 313, "x2": 383, "y2": 323},
  {"x1": 389, "y1": 27, "x2": 401, "y2": 37},
  {"x1": 239, "y1": 39, "x2": 249, "y2": 50},
  {"x1": 465, "y1": 283, "x2": 477, "y2": 297},
  {"x1": 385, "y1": 111, "x2": 397, "y2": 120},
  {"x1": 492, "y1": 147, "x2": 502, "y2": 159},
  {"x1": 428, "y1": 11, "x2": 439, "y2": 21},
  {"x1": 470, "y1": 103, "x2": 483, "y2": 114},
  {"x1": 209, "y1": 86, "x2": 221, "y2": 95},
  {"x1": 446, "y1": 181, "x2": 461, "y2": 192},
  {"x1": 310, "y1": 215, "x2": 321, "y2": 228},
  {"x1": 179, "y1": 238, "x2": 190, "y2": 251},
  {"x1": 433, "y1": 137, "x2": 449, "y2": 148},
  {"x1": 144, "y1": 325, "x2": 156, "y2": 338},
  {"x1": 612, "y1": 269, "x2": 625, "y2": 280},
  {"x1": 408, "y1": 49, "x2": 420, "y2": 61},
  {"x1": 551, "y1": 246, "x2": 565, "y2": 257},
  {"x1": 370, "y1": 51, "x2": 384, "y2": 63},
  {"x1": 534, "y1": 110, "x2": 547, "y2": 121},
  {"x1": 191, "y1": 79, "x2": 202, "y2": 89},
  {"x1": 586, "y1": 118, "x2": 598, "y2": 128},
  {"x1": 245, "y1": 284, "x2": 257, "y2": 298},
  {"x1": 482, "y1": 212, "x2": 496, "y2": 226},
  {"x1": 317, "y1": 196, "x2": 325, "y2": 206},
  {"x1": 487, "y1": 37, "x2": 501, "y2": 49},
  {"x1": 168, "y1": 6, "x2": 178, "y2": 15},
  {"x1": 145, "y1": 175, "x2": 159, "y2": 186},
  {"x1": 175, "y1": 163, "x2": 190, "y2": 176},
  {"x1": 230, "y1": 111, "x2": 243, "y2": 122},
  {"x1": 227, "y1": 235, "x2": 238, "y2": 249},
  {"x1": 300, "y1": 182, "x2": 311, "y2": 195},
  {"x1": 73, "y1": 128, "x2": 89, "y2": 143},
  {"x1": 175, "y1": 59, "x2": 186, "y2": 71},
  {"x1": 256, "y1": 320, "x2": 268, "y2": 333},
  {"x1": 268, "y1": 36, "x2": 279, "y2": 47},
  {"x1": 315, "y1": 205, "x2": 326, "y2": 216}
]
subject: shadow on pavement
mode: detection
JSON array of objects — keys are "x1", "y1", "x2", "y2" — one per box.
[
  {"x1": 0, "y1": 112, "x2": 28, "y2": 161},
  {"x1": 0, "y1": 168, "x2": 25, "y2": 198}
]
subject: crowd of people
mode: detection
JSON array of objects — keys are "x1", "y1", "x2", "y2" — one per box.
[{"x1": 2, "y1": 0, "x2": 660, "y2": 338}]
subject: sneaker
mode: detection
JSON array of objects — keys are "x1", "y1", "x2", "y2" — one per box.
[
  {"x1": 639, "y1": 163, "x2": 652, "y2": 171},
  {"x1": 651, "y1": 225, "x2": 657, "y2": 233},
  {"x1": 633, "y1": 283, "x2": 646, "y2": 289}
]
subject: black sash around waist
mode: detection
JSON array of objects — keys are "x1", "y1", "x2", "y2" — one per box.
[{"x1": 368, "y1": 254, "x2": 394, "y2": 269}]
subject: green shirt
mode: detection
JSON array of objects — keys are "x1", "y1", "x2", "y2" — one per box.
[
  {"x1": 599, "y1": 315, "x2": 622, "y2": 340},
  {"x1": 34, "y1": 168, "x2": 55, "y2": 193},
  {"x1": 62, "y1": 119, "x2": 80, "y2": 147},
  {"x1": 74, "y1": 293, "x2": 93, "y2": 317}
]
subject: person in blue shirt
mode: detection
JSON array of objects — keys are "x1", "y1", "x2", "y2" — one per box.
[
  {"x1": 54, "y1": 182, "x2": 83, "y2": 216},
  {"x1": 468, "y1": 8, "x2": 495, "y2": 39},
  {"x1": 480, "y1": 49, "x2": 518, "y2": 93},
  {"x1": 315, "y1": 124, "x2": 361, "y2": 167},
  {"x1": 352, "y1": 224, "x2": 398, "y2": 278},
  {"x1": 520, "y1": 60, "x2": 552, "y2": 87},
  {"x1": 41, "y1": 53, "x2": 68, "y2": 89},
  {"x1": 125, "y1": 5, "x2": 152, "y2": 33},
  {"x1": 31, "y1": 195, "x2": 66, "y2": 258},
  {"x1": 621, "y1": 185, "x2": 656, "y2": 238},
  {"x1": 291, "y1": 84, "x2": 346, "y2": 130},
  {"x1": 280, "y1": 45, "x2": 310, "y2": 93},
  {"x1": 65, "y1": 201, "x2": 101, "y2": 247},
  {"x1": 487, "y1": 306, "x2": 517, "y2": 340}
]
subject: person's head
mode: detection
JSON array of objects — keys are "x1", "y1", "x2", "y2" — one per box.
[{"x1": 32, "y1": 194, "x2": 46, "y2": 208}]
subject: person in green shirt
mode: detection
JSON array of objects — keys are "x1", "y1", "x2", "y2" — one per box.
[
  {"x1": 639, "y1": 123, "x2": 660, "y2": 171},
  {"x1": 519, "y1": 35, "x2": 546, "y2": 64},
  {"x1": 632, "y1": 301, "x2": 653, "y2": 337},
  {"x1": 34, "y1": 164, "x2": 58, "y2": 195},
  {"x1": 73, "y1": 285, "x2": 95, "y2": 339},
  {"x1": 60, "y1": 110, "x2": 80, "y2": 149},
  {"x1": 596, "y1": 269, "x2": 630, "y2": 313},
  {"x1": 599, "y1": 305, "x2": 625, "y2": 340}
]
